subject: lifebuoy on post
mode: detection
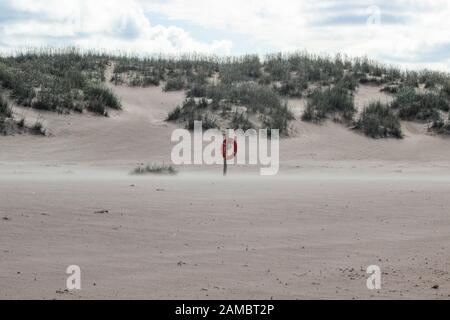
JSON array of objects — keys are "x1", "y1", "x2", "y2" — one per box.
[
  {"x1": 222, "y1": 138, "x2": 238, "y2": 160},
  {"x1": 222, "y1": 137, "x2": 238, "y2": 176}
]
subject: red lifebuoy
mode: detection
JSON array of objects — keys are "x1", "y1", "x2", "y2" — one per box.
[{"x1": 222, "y1": 138, "x2": 237, "y2": 160}]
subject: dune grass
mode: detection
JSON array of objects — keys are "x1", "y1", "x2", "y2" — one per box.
[
  {"x1": 132, "y1": 163, "x2": 178, "y2": 175},
  {"x1": 2, "y1": 48, "x2": 450, "y2": 137},
  {"x1": 391, "y1": 87, "x2": 449, "y2": 121},
  {"x1": 219, "y1": 55, "x2": 262, "y2": 84},
  {"x1": 0, "y1": 95, "x2": 47, "y2": 135},
  {"x1": 0, "y1": 95, "x2": 12, "y2": 118},
  {"x1": 164, "y1": 76, "x2": 186, "y2": 92},
  {"x1": 431, "y1": 116, "x2": 450, "y2": 135},
  {"x1": 0, "y1": 48, "x2": 121, "y2": 115},
  {"x1": 110, "y1": 51, "x2": 428, "y2": 100},
  {"x1": 0, "y1": 96, "x2": 13, "y2": 135},
  {"x1": 230, "y1": 111, "x2": 254, "y2": 131},
  {"x1": 30, "y1": 119, "x2": 46, "y2": 136},
  {"x1": 17, "y1": 117, "x2": 25, "y2": 129},
  {"x1": 167, "y1": 98, "x2": 218, "y2": 130},
  {"x1": 302, "y1": 85, "x2": 356, "y2": 124},
  {"x1": 167, "y1": 83, "x2": 293, "y2": 135},
  {"x1": 355, "y1": 102, "x2": 402, "y2": 139},
  {"x1": 0, "y1": 117, "x2": 6, "y2": 135},
  {"x1": 276, "y1": 76, "x2": 308, "y2": 97},
  {"x1": 185, "y1": 114, "x2": 218, "y2": 130}
]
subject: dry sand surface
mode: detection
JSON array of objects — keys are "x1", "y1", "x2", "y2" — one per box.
[{"x1": 1, "y1": 84, "x2": 450, "y2": 300}]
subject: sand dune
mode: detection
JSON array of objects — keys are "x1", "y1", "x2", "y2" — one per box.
[{"x1": 1, "y1": 84, "x2": 450, "y2": 299}]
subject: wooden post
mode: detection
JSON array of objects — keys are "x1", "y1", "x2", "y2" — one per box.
[
  {"x1": 223, "y1": 133, "x2": 228, "y2": 176},
  {"x1": 223, "y1": 157, "x2": 227, "y2": 176}
]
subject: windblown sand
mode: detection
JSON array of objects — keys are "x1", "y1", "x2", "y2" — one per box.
[{"x1": 1, "y1": 85, "x2": 449, "y2": 300}]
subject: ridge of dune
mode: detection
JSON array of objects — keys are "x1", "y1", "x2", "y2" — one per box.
[{"x1": 1, "y1": 83, "x2": 450, "y2": 170}]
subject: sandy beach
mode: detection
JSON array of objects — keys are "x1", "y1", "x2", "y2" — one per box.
[{"x1": 1, "y1": 84, "x2": 450, "y2": 300}]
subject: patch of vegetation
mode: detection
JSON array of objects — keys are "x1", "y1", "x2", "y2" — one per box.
[
  {"x1": 85, "y1": 85, "x2": 121, "y2": 110},
  {"x1": 128, "y1": 72, "x2": 161, "y2": 87},
  {"x1": 276, "y1": 76, "x2": 308, "y2": 97},
  {"x1": 164, "y1": 76, "x2": 186, "y2": 91},
  {"x1": 0, "y1": 96, "x2": 13, "y2": 135},
  {"x1": 441, "y1": 81, "x2": 450, "y2": 98},
  {"x1": 354, "y1": 102, "x2": 402, "y2": 139},
  {"x1": 168, "y1": 83, "x2": 293, "y2": 135},
  {"x1": 302, "y1": 85, "x2": 356, "y2": 123},
  {"x1": 337, "y1": 74, "x2": 359, "y2": 91},
  {"x1": 0, "y1": 95, "x2": 47, "y2": 136},
  {"x1": 113, "y1": 54, "x2": 218, "y2": 90},
  {"x1": 391, "y1": 87, "x2": 449, "y2": 121},
  {"x1": 30, "y1": 120, "x2": 46, "y2": 136},
  {"x1": 111, "y1": 52, "x2": 407, "y2": 96},
  {"x1": 261, "y1": 103, "x2": 294, "y2": 137},
  {"x1": 132, "y1": 163, "x2": 177, "y2": 175},
  {"x1": 167, "y1": 105, "x2": 183, "y2": 122},
  {"x1": 209, "y1": 83, "x2": 285, "y2": 114},
  {"x1": 17, "y1": 117, "x2": 25, "y2": 129},
  {"x1": 186, "y1": 114, "x2": 218, "y2": 130},
  {"x1": 0, "y1": 48, "x2": 121, "y2": 115},
  {"x1": 419, "y1": 70, "x2": 449, "y2": 89},
  {"x1": 264, "y1": 52, "x2": 347, "y2": 84},
  {"x1": 167, "y1": 98, "x2": 218, "y2": 130},
  {"x1": 186, "y1": 83, "x2": 208, "y2": 98},
  {"x1": 219, "y1": 55, "x2": 262, "y2": 84},
  {"x1": 2, "y1": 48, "x2": 450, "y2": 138},
  {"x1": 402, "y1": 71, "x2": 420, "y2": 88},
  {"x1": 359, "y1": 75, "x2": 384, "y2": 86},
  {"x1": 380, "y1": 84, "x2": 400, "y2": 94},
  {"x1": 211, "y1": 82, "x2": 294, "y2": 134},
  {"x1": 387, "y1": 84, "x2": 450, "y2": 136},
  {"x1": 86, "y1": 99, "x2": 108, "y2": 117},
  {"x1": 166, "y1": 98, "x2": 206, "y2": 121},
  {"x1": 0, "y1": 117, "x2": 6, "y2": 135},
  {"x1": 230, "y1": 111, "x2": 254, "y2": 131},
  {"x1": 0, "y1": 96, "x2": 12, "y2": 118},
  {"x1": 430, "y1": 116, "x2": 450, "y2": 135}
]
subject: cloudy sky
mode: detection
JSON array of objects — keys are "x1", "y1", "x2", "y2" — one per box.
[{"x1": 0, "y1": 0, "x2": 449, "y2": 70}]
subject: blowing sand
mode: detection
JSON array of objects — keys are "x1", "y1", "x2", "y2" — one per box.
[{"x1": 1, "y1": 84, "x2": 449, "y2": 300}]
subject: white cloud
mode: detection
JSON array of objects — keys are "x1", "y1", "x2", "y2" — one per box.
[
  {"x1": 73, "y1": 25, "x2": 233, "y2": 55},
  {"x1": 1, "y1": 0, "x2": 450, "y2": 70},
  {"x1": 144, "y1": 0, "x2": 450, "y2": 70},
  {"x1": 0, "y1": 0, "x2": 233, "y2": 55}
]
